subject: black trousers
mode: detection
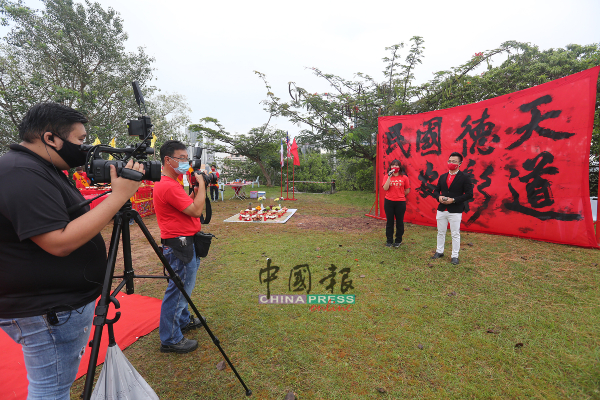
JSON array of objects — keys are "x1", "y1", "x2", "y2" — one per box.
[
  {"x1": 210, "y1": 185, "x2": 219, "y2": 201},
  {"x1": 384, "y1": 198, "x2": 406, "y2": 244}
]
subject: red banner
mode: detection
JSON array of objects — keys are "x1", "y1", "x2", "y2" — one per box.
[{"x1": 373, "y1": 66, "x2": 600, "y2": 249}]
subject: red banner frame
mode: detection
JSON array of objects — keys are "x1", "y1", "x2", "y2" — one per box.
[{"x1": 368, "y1": 67, "x2": 600, "y2": 249}]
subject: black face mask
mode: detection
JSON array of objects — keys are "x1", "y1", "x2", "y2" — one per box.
[{"x1": 44, "y1": 134, "x2": 88, "y2": 168}]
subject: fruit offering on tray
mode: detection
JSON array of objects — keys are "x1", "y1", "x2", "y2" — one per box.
[
  {"x1": 239, "y1": 206, "x2": 288, "y2": 221},
  {"x1": 262, "y1": 207, "x2": 288, "y2": 219}
]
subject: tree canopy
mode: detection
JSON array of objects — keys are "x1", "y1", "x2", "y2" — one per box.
[
  {"x1": 144, "y1": 91, "x2": 191, "y2": 153},
  {"x1": 189, "y1": 117, "x2": 286, "y2": 186},
  {"x1": 256, "y1": 37, "x2": 600, "y2": 192},
  {"x1": 0, "y1": 0, "x2": 155, "y2": 153}
]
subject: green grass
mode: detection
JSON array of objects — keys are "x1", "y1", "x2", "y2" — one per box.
[{"x1": 72, "y1": 187, "x2": 600, "y2": 399}]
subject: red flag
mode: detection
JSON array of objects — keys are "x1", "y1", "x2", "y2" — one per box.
[
  {"x1": 286, "y1": 133, "x2": 292, "y2": 158},
  {"x1": 290, "y1": 138, "x2": 300, "y2": 166}
]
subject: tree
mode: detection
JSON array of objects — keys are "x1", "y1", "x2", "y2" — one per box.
[
  {"x1": 143, "y1": 92, "x2": 191, "y2": 153},
  {"x1": 256, "y1": 37, "x2": 520, "y2": 189},
  {"x1": 0, "y1": 0, "x2": 155, "y2": 153},
  {"x1": 291, "y1": 151, "x2": 333, "y2": 193},
  {"x1": 257, "y1": 38, "x2": 600, "y2": 193},
  {"x1": 412, "y1": 42, "x2": 600, "y2": 113},
  {"x1": 188, "y1": 117, "x2": 286, "y2": 186}
]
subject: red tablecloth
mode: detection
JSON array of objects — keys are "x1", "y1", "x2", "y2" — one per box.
[
  {"x1": 83, "y1": 193, "x2": 110, "y2": 210},
  {"x1": 79, "y1": 186, "x2": 154, "y2": 216},
  {"x1": 79, "y1": 187, "x2": 111, "y2": 196},
  {"x1": 0, "y1": 294, "x2": 161, "y2": 400},
  {"x1": 225, "y1": 183, "x2": 251, "y2": 194}
]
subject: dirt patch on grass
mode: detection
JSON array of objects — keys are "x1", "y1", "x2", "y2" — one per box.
[
  {"x1": 100, "y1": 215, "x2": 166, "y2": 295},
  {"x1": 294, "y1": 214, "x2": 384, "y2": 232}
]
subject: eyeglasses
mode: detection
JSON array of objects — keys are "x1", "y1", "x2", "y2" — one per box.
[
  {"x1": 448, "y1": 160, "x2": 461, "y2": 164},
  {"x1": 169, "y1": 156, "x2": 189, "y2": 162}
]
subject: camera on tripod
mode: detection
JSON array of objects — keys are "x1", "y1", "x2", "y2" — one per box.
[
  {"x1": 189, "y1": 147, "x2": 217, "y2": 188},
  {"x1": 82, "y1": 82, "x2": 162, "y2": 184}
]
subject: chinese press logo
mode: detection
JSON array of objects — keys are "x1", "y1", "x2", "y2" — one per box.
[{"x1": 258, "y1": 258, "x2": 355, "y2": 311}]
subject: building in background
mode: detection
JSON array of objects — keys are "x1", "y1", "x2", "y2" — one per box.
[
  {"x1": 223, "y1": 154, "x2": 247, "y2": 162},
  {"x1": 185, "y1": 127, "x2": 216, "y2": 171}
]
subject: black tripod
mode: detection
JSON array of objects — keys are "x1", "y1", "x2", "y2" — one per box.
[{"x1": 81, "y1": 201, "x2": 252, "y2": 399}]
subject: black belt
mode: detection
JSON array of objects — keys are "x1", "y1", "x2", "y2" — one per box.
[
  {"x1": 161, "y1": 235, "x2": 196, "y2": 264},
  {"x1": 161, "y1": 235, "x2": 194, "y2": 247}
]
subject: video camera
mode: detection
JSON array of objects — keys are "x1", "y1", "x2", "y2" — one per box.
[
  {"x1": 82, "y1": 81, "x2": 162, "y2": 184},
  {"x1": 189, "y1": 147, "x2": 218, "y2": 188}
]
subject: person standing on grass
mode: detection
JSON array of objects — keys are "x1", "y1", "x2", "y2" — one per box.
[
  {"x1": 0, "y1": 103, "x2": 143, "y2": 399},
  {"x1": 382, "y1": 159, "x2": 410, "y2": 247},
  {"x1": 431, "y1": 152, "x2": 473, "y2": 265},
  {"x1": 154, "y1": 140, "x2": 207, "y2": 354},
  {"x1": 209, "y1": 164, "x2": 220, "y2": 201}
]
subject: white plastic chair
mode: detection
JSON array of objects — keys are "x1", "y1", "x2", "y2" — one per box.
[
  {"x1": 251, "y1": 176, "x2": 260, "y2": 188},
  {"x1": 219, "y1": 182, "x2": 226, "y2": 201}
]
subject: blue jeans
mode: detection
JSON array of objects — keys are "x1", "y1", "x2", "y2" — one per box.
[
  {"x1": 159, "y1": 244, "x2": 201, "y2": 345},
  {"x1": 0, "y1": 301, "x2": 95, "y2": 400}
]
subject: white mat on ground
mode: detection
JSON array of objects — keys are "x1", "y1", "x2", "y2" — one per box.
[{"x1": 224, "y1": 209, "x2": 297, "y2": 223}]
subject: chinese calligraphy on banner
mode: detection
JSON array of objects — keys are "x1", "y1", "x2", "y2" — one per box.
[{"x1": 373, "y1": 66, "x2": 600, "y2": 249}]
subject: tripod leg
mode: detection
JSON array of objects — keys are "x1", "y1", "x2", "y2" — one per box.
[
  {"x1": 132, "y1": 212, "x2": 252, "y2": 396},
  {"x1": 122, "y1": 211, "x2": 135, "y2": 294},
  {"x1": 82, "y1": 212, "x2": 124, "y2": 400}
]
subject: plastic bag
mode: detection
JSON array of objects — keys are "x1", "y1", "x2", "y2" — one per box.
[{"x1": 90, "y1": 344, "x2": 159, "y2": 400}]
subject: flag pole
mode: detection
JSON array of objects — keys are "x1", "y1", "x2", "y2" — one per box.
[
  {"x1": 286, "y1": 156, "x2": 289, "y2": 199},
  {"x1": 280, "y1": 163, "x2": 283, "y2": 198},
  {"x1": 286, "y1": 137, "x2": 299, "y2": 201},
  {"x1": 292, "y1": 163, "x2": 296, "y2": 200}
]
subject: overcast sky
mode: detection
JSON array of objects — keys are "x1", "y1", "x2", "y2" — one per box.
[{"x1": 8, "y1": 0, "x2": 600, "y2": 138}]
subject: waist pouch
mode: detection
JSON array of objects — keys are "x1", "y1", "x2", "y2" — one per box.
[
  {"x1": 161, "y1": 235, "x2": 195, "y2": 264},
  {"x1": 194, "y1": 231, "x2": 216, "y2": 258}
]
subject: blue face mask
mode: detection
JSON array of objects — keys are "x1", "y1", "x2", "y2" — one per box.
[
  {"x1": 175, "y1": 161, "x2": 189, "y2": 175},
  {"x1": 169, "y1": 158, "x2": 189, "y2": 175}
]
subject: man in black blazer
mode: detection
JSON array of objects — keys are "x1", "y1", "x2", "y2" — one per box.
[{"x1": 431, "y1": 152, "x2": 474, "y2": 265}]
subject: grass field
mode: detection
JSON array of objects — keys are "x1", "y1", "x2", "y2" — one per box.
[{"x1": 71, "y1": 186, "x2": 600, "y2": 399}]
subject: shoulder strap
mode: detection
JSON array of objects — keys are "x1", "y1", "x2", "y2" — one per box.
[{"x1": 200, "y1": 194, "x2": 212, "y2": 225}]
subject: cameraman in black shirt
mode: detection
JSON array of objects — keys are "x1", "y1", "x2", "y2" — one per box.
[{"x1": 0, "y1": 103, "x2": 144, "y2": 399}]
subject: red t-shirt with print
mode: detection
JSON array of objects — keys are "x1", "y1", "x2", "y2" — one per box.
[
  {"x1": 383, "y1": 174, "x2": 410, "y2": 201},
  {"x1": 153, "y1": 175, "x2": 201, "y2": 239}
]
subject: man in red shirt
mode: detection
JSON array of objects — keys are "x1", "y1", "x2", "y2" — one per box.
[
  {"x1": 209, "y1": 164, "x2": 220, "y2": 201},
  {"x1": 185, "y1": 163, "x2": 194, "y2": 194},
  {"x1": 431, "y1": 152, "x2": 473, "y2": 265},
  {"x1": 73, "y1": 166, "x2": 91, "y2": 188},
  {"x1": 153, "y1": 140, "x2": 206, "y2": 353}
]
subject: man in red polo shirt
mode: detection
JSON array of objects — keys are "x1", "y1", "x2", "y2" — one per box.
[{"x1": 153, "y1": 140, "x2": 206, "y2": 354}]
